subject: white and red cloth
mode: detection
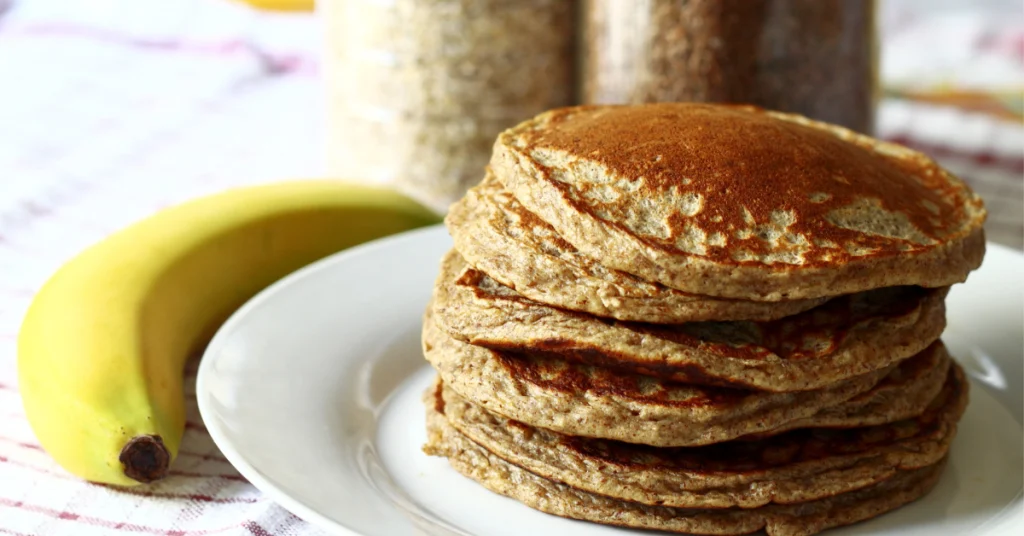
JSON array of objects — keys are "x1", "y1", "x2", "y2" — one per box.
[{"x1": 0, "y1": 0, "x2": 1020, "y2": 534}]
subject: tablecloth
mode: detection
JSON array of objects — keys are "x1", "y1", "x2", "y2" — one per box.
[{"x1": 0, "y1": 1, "x2": 1021, "y2": 535}]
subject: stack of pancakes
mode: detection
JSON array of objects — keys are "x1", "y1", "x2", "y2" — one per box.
[{"x1": 421, "y1": 103, "x2": 987, "y2": 536}]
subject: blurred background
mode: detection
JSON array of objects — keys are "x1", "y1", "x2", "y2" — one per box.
[
  {"x1": 0, "y1": 0, "x2": 1021, "y2": 256},
  {"x1": 0, "y1": 2, "x2": 1020, "y2": 531}
]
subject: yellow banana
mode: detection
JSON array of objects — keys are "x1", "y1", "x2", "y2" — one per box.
[
  {"x1": 17, "y1": 180, "x2": 440, "y2": 486},
  {"x1": 235, "y1": 0, "x2": 314, "y2": 12}
]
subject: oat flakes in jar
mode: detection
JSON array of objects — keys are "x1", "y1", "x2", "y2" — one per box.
[
  {"x1": 321, "y1": 0, "x2": 576, "y2": 212},
  {"x1": 580, "y1": 0, "x2": 878, "y2": 134}
]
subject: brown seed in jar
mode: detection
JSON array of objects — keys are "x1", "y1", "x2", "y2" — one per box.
[{"x1": 581, "y1": 0, "x2": 877, "y2": 134}]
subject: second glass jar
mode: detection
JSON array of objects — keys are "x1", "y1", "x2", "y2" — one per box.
[{"x1": 580, "y1": 0, "x2": 878, "y2": 134}]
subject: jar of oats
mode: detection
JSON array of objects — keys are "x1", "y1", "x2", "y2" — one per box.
[
  {"x1": 580, "y1": 0, "x2": 878, "y2": 134},
  {"x1": 321, "y1": 0, "x2": 575, "y2": 212}
]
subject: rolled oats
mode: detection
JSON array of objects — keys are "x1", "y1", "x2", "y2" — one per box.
[{"x1": 322, "y1": 0, "x2": 575, "y2": 212}]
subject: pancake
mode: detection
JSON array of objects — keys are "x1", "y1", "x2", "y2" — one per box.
[
  {"x1": 434, "y1": 360, "x2": 965, "y2": 509},
  {"x1": 422, "y1": 312, "x2": 895, "y2": 447},
  {"x1": 489, "y1": 103, "x2": 986, "y2": 301},
  {"x1": 424, "y1": 396, "x2": 948, "y2": 536},
  {"x1": 446, "y1": 172, "x2": 827, "y2": 323},
  {"x1": 434, "y1": 249, "x2": 948, "y2": 391},
  {"x1": 742, "y1": 342, "x2": 951, "y2": 438}
]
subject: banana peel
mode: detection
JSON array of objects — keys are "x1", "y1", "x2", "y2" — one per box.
[
  {"x1": 17, "y1": 180, "x2": 440, "y2": 485},
  {"x1": 236, "y1": 0, "x2": 314, "y2": 12}
]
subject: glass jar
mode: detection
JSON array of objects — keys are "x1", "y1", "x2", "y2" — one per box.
[
  {"x1": 580, "y1": 0, "x2": 878, "y2": 134},
  {"x1": 321, "y1": 0, "x2": 576, "y2": 212}
]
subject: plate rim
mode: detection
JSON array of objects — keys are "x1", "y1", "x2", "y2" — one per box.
[{"x1": 197, "y1": 224, "x2": 447, "y2": 536}]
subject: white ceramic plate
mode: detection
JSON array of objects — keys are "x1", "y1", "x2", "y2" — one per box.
[{"x1": 197, "y1": 225, "x2": 1024, "y2": 536}]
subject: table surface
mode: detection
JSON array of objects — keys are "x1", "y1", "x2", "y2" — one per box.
[{"x1": 0, "y1": 1, "x2": 1021, "y2": 535}]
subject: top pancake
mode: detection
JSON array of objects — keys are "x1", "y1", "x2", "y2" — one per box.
[{"x1": 490, "y1": 103, "x2": 987, "y2": 301}]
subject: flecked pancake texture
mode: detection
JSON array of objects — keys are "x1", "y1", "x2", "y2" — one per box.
[
  {"x1": 446, "y1": 172, "x2": 827, "y2": 322},
  {"x1": 434, "y1": 249, "x2": 948, "y2": 391},
  {"x1": 424, "y1": 388, "x2": 948, "y2": 536},
  {"x1": 490, "y1": 103, "x2": 986, "y2": 300},
  {"x1": 434, "y1": 358, "x2": 964, "y2": 509},
  {"x1": 423, "y1": 311, "x2": 902, "y2": 447}
]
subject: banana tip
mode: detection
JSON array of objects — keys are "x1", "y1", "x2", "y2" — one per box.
[{"x1": 119, "y1": 435, "x2": 170, "y2": 483}]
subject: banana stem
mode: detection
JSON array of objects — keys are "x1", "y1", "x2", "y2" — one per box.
[{"x1": 119, "y1": 435, "x2": 170, "y2": 483}]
